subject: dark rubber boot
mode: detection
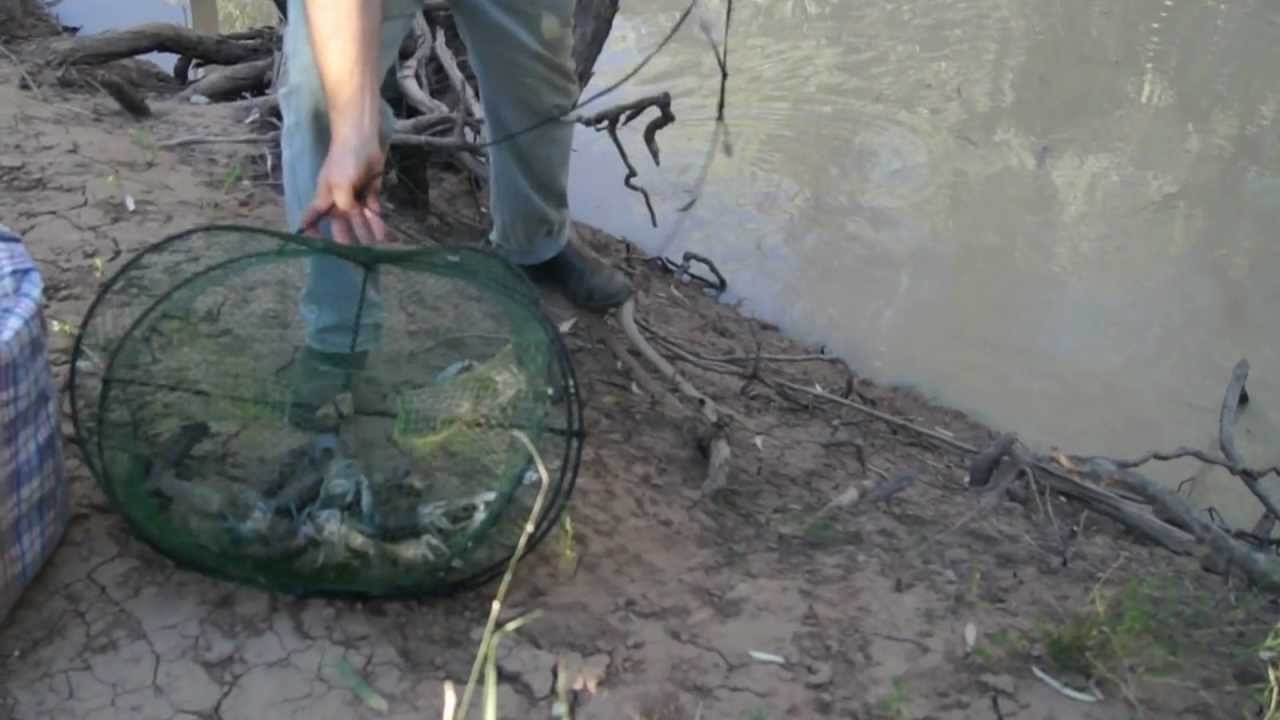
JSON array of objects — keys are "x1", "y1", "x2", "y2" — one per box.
[{"x1": 523, "y1": 238, "x2": 633, "y2": 310}]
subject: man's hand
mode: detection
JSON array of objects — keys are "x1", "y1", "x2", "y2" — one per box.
[
  {"x1": 300, "y1": 129, "x2": 388, "y2": 246},
  {"x1": 297, "y1": 0, "x2": 388, "y2": 245}
]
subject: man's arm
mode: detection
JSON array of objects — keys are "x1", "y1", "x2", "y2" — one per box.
[{"x1": 297, "y1": 1, "x2": 388, "y2": 245}]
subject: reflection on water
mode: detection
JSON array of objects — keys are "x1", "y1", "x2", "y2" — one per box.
[{"x1": 568, "y1": 0, "x2": 1280, "y2": 526}]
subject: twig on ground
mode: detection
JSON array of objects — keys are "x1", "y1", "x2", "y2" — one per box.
[
  {"x1": 776, "y1": 380, "x2": 978, "y2": 455},
  {"x1": 618, "y1": 298, "x2": 733, "y2": 497},
  {"x1": 577, "y1": 92, "x2": 675, "y2": 227},
  {"x1": 156, "y1": 132, "x2": 280, "y2": 148}
]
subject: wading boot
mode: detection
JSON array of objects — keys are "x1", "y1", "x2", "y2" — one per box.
[{"x1": 523, "y1": 236, "x2": 632, "y2": 310}]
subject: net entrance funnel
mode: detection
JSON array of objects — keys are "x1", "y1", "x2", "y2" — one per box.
[{"x1": 68, "y1": 225, "x2": 583, "y2": 598}]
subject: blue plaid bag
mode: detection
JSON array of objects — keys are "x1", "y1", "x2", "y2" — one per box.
[{"x1": 0, "y1": 224, "x2": 68, "y2": 624}]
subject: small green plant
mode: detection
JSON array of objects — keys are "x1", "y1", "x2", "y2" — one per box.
[
  {"x1": 557, "y1": 512, "x2": 579, "y2": 576},
  {"x1": 741, "y1": 709, "x2": 769, "y2": 720},
  {"x1": 48, "y1": 318, "x2": 78, "y2": 336},
  {"x1": 1037, "y1": 577, "x2": 1177, "y2": 684},
  {"x1": 801, "y1": 515, "x2": 840, "y2": 544},
  {"x1": 220, "y1": 159, "x2": 244, "y2": 195},
  {"x1": 129, "y1": 127, "x2": 157, "y2": 164},
  {"x1": 1031, "y1": 572, "x2": 1271, "y2": 711},
  {"x1": 878, "y1": 678, "x2": 910, "y2": 720},
  {"x1": 1257, "y1": 621, "x2": 1280, "y2": 719}
]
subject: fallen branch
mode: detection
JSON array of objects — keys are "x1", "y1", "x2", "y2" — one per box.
[
  {"x1": 178, "y1": 57, "x2": 274, "y2": 102},
  {"x1": 94, "y1": 73, "x2": 151, "y2": 118},
  {"x1": 577, "y1": 92, "x2": 675, "y2": 227},
  {"x1": 1084, "y1": 458, "x2": 1280, "y2": 592},
  {"x1": 51, "y1": 22, "x2": 273, "y2": 67}
]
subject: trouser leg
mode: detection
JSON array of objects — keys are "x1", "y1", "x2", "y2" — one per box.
[
  {"x1": 449, "y1": 0, "x2": 581, "y2": 266},
  {"x1": 279, "y1": 0, "x2": 420, "y2": 355}
]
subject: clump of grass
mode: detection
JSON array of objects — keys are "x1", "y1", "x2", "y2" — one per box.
[
  {"x1": 1257, "y1": 621, "x2": 1280, "y2": 719},
  {"x1": 1031, "y1": 571, "x2": 1270, "y2": 710}
]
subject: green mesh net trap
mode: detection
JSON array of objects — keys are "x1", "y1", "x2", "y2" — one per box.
[{"x1": 68, "y1": 225, "x2": 583, "y2": 598}]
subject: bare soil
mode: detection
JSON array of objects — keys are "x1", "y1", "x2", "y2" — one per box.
[{"x1": 0, "y1": 29, "x2": 1275, "y2": 720}]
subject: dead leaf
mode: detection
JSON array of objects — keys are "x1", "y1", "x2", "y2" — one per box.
[
  {"x1": 748, "y1": 650, "x2": 786, "y2": 665},
  {"x1": 558, "y1": 317, "x2": 577, "y2": 334},
  {"x1": 964, "y1": 622, "x2": 978, "y2": 652},
  {"x1": 124, "y1": 194, "x2": 136, "y2": 213},
  {"x1": 753, "y1": 435, "x2": 765, "y2": 451}
]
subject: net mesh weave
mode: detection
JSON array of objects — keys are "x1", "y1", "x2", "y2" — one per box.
[{"x1": 69, "y1": 225, "x2": 582, "y2": 598}]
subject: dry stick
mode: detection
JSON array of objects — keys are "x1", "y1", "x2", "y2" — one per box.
[
  {"x1": 777, "y1": 380, "x2": 977, "y2": 455},
  {"x1": 452, "y1": 430, "x2": 554, "y2": 720},
  {"x1": 0, "y1": 40, "x2": 43, "y2": 101},
  {"x1": 618, "y1": 298, "x2": 733, "y2": 496},
  {"x1": 601, "y1": 332, "x2": 686, "y2": 417},
  {"x1": 636, "y1": 318, "x2": 837, "y2": 365},
  {"x1": 156, "y1": 132, "x2": 280, "y2": 148}
]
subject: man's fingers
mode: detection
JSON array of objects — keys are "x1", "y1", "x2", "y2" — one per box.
[
  {"x1": 330, "y1": 218, "x2": 354, "y2": 246},
  {"x1": 299, "y1": 198, "x2": 331, "y2": 237},
  {"x1": 365, "y1": 206, "x2": 387, "y2": 244},
  {"x1": 349, "y1": 210, "x2": 377, "y2": 246}
]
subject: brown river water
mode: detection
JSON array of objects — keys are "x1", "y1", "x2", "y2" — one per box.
[{"x1": 52, "y1": 0, "x2": 1280, "y2": 528}]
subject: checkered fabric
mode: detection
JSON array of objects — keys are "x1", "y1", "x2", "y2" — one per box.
[{"x1": 0, "y1": 224, "x2": 68, "y2": 624}]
